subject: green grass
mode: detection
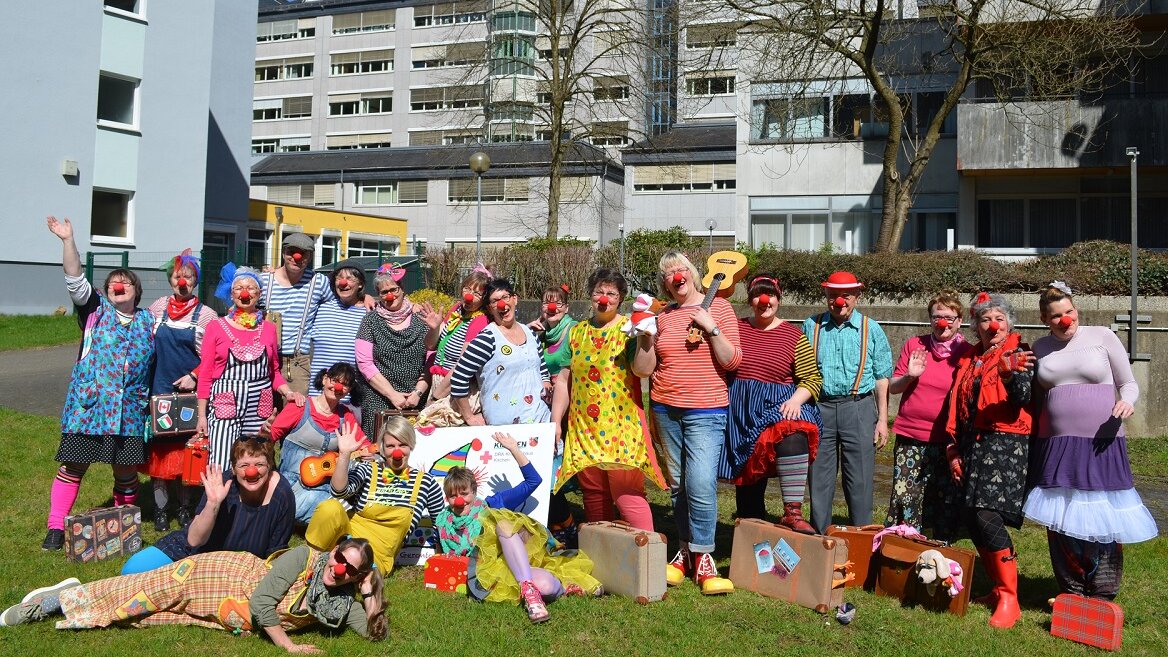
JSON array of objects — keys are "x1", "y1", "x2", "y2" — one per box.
[
  {"x1": 0, "y1": 406, "x2": 1165, "y2": 656},
  {"x1": 0, "y1": 315, "x2": 79, "y2": 352}
]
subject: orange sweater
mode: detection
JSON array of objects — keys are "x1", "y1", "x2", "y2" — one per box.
[{"x1": 946, "y1": 332, "x2": 1033, "y2": 438}]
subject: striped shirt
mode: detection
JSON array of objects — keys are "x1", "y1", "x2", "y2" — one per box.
[
  {"x1": 734, "y1": 318, "x2": 823, "y2": 399},
  {"x1": 449, "y1": 328, "x2": 550, "y2": 398},
  {"x1": 307, "y1": 298, "x2": 368, "y2": 396},
  {"x1": 259, "y1": 270, "x2": 333, "y2": 356},
  {"x1": 801, "y1": 310, "x2": 893, "y2": 397},
  {"x1": 650, "y1": 296, "x2": 742, "y2": 409},
  {"x1": 146, "y1": 296, "x2": 219, "y2": 354},
  {"x1": 335, "y1": 463, "x2": 445, "y2": 533}
]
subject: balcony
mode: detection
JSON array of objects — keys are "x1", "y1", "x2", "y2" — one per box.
[{"x1": 957, "y1": 96, "x2": 1168, "y2": 171}]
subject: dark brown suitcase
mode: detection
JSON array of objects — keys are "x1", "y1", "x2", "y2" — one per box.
[
  {"x1": 825, "y1": 524, "x2": 882, "y2": 589},
  {"x1": 873, "y1": 534, "x2": 975, "y2": 616},
  {"x1": 729, "y1": 518, "x2": 852, "y2": 613}
]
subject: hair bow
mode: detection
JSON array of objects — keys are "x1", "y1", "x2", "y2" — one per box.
[
  {"x1": 377, "y1": 262, "x2": 406, "y2": 282},
  {"x1": 1049, "y1": 280, "x2": 1072, "y2": 296},
  {"x1": 974, "y1": 291, "x2": 991, "y2": 305},
  {"x1": 560, "y1": 283, "x2": 570, "y2": 294}
]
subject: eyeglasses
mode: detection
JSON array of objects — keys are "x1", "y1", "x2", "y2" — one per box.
[
  {"x1": 462, "y1": 288, "x2": 483, "y2": 298},
  {"x1": 378, "y1": 286, "x2": 402, "y2": 295},
  {"x1": 334, "y1": 550, "x2": 364, "y2": 578},
  {"x1": 109, "y1": 280, "x2": 135, "y2": 287},
  {"x1": 930, "y1": 315, "x2": 959, "y2": 322},
  {"x1": 663, "y1": 268, "x2": 688, "y2": 277},
  {"x1": 233, "y1": 460, "x2": 269, "y2": 472},
  {"x1": 489, "y1": 294, "x2": 514, "y2": 304},
  {"x1": 591, "y1": 290, "x2": 620, "y2": 299}
]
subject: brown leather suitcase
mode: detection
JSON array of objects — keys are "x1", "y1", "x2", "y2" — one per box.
[
  {"x1": 578, "y1": 520, "x2": 667, "y2": 604},
  {"x1": 825, "y1": 524, "x2": 882, "y2": 590},
  {"x1": 729, "y1": 518, "x2": 852, "y2": 613},
  {"x1": 873, "y1": 534, "x2": 975, "y2": 616}
]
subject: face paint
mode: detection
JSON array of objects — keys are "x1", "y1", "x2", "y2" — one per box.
[
  {"x1": 1057, "y1": 315, "x2": 1073, "y2": 328},
  {"x1": 545, "y1": 302, "x2": 558, "y2": 314},
  {"x1": 463, "y1": 292, "x2": 475, "y2": 304},
  {"x1": 934, "y1": 318, "x2": 950, "y2": 330},
  {"x1": 243, "y1": 465, "x2": 259, "y2": 479},
  {"x1": 671, "y1": 272, "x2": 684, "y2": 286},
  {"x1": 390, "y1": 448, "x2": 404, "y2": 460},
  {"x1": 112, "y1": 282, "x2": 126, "y2": 295},
  {"x1": 756, "y1": 294, "x2": 770, "y2": 308},
  {"x1": 834, "y1": 296, "x2": 846, "y2": 308},
  {"x1": 452, "y1": 495, "x2": 467, "y2": 507},
  {"x1": 987, "y1": 320, "x2": 1001, "y2": 333},
  {"x1": 495, "y1": 299, "x2": 508, "y2": 312}
]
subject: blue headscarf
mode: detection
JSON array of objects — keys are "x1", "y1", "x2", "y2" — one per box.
[{"x1": 214, "y1": 262, "x2": 262, "y2": 304}]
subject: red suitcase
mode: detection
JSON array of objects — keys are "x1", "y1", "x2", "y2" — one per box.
[
  {"x1": 1050, "y1": 593, "x2": 1123, "y2": 651},
  {"x1": 825, "y1": 524, "x2": 882, "y2": 589},
  {"x1": 423, "y1": 554, "x2": 469, "y2": 593}
]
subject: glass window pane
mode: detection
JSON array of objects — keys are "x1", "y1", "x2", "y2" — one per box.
[
  {"x1": 1029, "y1": 199, "x2": 1077, "y2": 248},
  {"x1": 751, "y1": 213, "x2": 786, "y2": 248},
  {"x1": 791, "y1": 213, "x2": 827, "y2": 251}
]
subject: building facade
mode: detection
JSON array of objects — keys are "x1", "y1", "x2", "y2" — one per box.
[{"x1": 1, "y1": 0, "x2": 256, "y2": 313}]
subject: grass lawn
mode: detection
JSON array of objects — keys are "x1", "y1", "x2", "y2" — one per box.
[
  {"x1": 0, "y1": 407, "x2": 1165, "y2": 656},
  {"x1": 0, "y1": 315, "x2": 79, "y2": 352}
]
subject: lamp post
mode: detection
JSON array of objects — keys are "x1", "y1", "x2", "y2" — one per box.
[
  {"x1": 618, "y1": 222, "x2": 626, "y2": 274},
  {"x1": 1127, "y1": 146, "x2": 1139, "y2": 359},
  {"x1": 469, "y1": 151, "x2": 491, "y2": 264},
  {"x1": 706, "y1": 218, "x2": 717, "y2": 251}
]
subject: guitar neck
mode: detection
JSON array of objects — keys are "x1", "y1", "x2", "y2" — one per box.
[{"x1": 700, "y1": 274, "x2": 725, "y2": 310}]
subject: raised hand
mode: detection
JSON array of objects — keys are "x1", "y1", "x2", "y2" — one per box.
[
  {"x1": 201, "y1": 462, "x2": 231, "y2": 507},
  {"x1": 336, "y1": 419, "x2": 363, "y2": 455},
  {"x1": 416, "y1": 302, "x2": 442, "y2": 331},
  {"x1": 906, "y1": 348, "x2": 927, "y2": 378},
  {"x1": 46, "y1": 216, "x2": 74, "y2": 241},
  {"x1": 998, "y1": 348, "x2": 1035, "y2": 376}
]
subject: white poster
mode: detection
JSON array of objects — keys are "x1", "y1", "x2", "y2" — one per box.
[{"x1": 396, "y1": 422, "x2": 557, "y2": 566}]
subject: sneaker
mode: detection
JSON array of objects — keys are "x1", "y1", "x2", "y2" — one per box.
[
  {"x1": 519, "y1": 581, "x2": 550, "y2": 623},
  {"x1": 0, "y1": 602, "x2": 46, "y2": 627},
  {"x1": 563, "y1": 583, "x2": 604, "y2": 598},
  {"x1": 693, "y1": 553, "x2": 734, "y2": 595},
  {"x1": 41, "y1": 529, "x2": 65, "y2": 551},
  {"x1": 666, "y1": 547, "x2": 690, "y2": 587},
  {"x1": 21, "y1": 578, "x2": 80, "y2": 605},
  {"x1": 153, "y1": 508, "x2": 170, "y2": 532}
]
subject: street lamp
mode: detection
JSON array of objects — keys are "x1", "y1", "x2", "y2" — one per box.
[
  {"x1": 469, "y1": 151, "x2": 491, "y2": 264},
  {"x1": 1127, "y1": 146, "x2": 1139, "y2": 359},
  {"x1": 706, "y1": 218, "x2": 717, "y2": 251},
  {"x1": 618, "y1": 222, "x2": 626, "y2": 274}
]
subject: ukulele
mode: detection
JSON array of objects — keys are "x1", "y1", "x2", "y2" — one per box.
[
  {"x1": 686, "y1": 251, "x2": 748, "y2": 344},
  {"x1": 299, "y1": 440, "x2": 374, "y2": 488}
]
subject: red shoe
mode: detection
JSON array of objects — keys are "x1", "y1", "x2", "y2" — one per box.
[
  {"x1": 973, "y1": 548, "x2": 1000, "y2": 608},
  {"x1": 780, "y1": 502, "x2": 815, "y2": 535},
  {"x1": 693, "y1": 553, "x2": 734, "y2": 595},
  {"x1": 519, "y1": 581, "x2": 549, "y2": 623},
  {"x1": 981, "y1": 549, "x2": 1021, "y2": 629},
  {"x1": 666, "y1": 547, "x2": 690, "y2": 587}
]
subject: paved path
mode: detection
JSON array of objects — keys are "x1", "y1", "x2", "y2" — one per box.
[{"x1": 2, "y1": 344, "x2": 1164, "y2": 528}]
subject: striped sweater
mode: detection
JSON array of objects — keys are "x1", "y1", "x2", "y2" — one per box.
[
  {"x1": 650, "y1": 296, "x2": 742, "y2": 409},
  {"x1": 334, "y1": 462, "x2": 445, "y2": 533},
  {"x1": 733, "y1": 318, "x2": 822, "y2": 398}
]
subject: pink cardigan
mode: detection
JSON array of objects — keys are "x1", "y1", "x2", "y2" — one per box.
[{"x1": 197, "y1": 319, "x2": 287, "y2": 398}]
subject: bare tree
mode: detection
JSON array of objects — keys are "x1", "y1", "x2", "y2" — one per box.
[{"x1": 709, "y1": 0, "x2": 1142, "y2": 252}]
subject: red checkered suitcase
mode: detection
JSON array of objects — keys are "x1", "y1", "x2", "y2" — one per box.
[{"x1": 1050, "y1": 593, "x2": 1123, "y2": 651}]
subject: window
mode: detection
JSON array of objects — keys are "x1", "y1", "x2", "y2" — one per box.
[
  {"x1": 491, "y1": 102, "x2": 534, "y2": 121},
  {"x1": 247, "y1": 229, "x2": 270, "y2": 268},
  {"x1": 491, "y1": 37, "x2": 536, "y2": 76},
  {"x1": 326, "y1": 132, "x2": 394, "y2": 149},
  {"x1": 414, "y1": 1, "x2": 487, "y2": 27},
  {"x1": 257, "y1": 18, "x2": 315, "y2": 42},
  {"x1": 411, "y1": 42, "x2": 485, "y2": 69},
  {"x1": 320, "y1": 235, "x2": 340, "y2": 267},
  {"x1": 332, "y1": 10, "x2": 395, "y2": 34},
  {"x1": 590, "y1": 121, "x2": 629, "y2": 146},
  {"x1": 105, "y1": 0, "x2": 142, "y2": 16},
  {"x1": 268, "y1": 184, "x2": 335, "y2": 207},
  {"x1": 449, "y1": 177, "x2": 529, "y2": 202},
  {"x1": 92, "y1": 190, "x2": 132, "y2": 241},
  {"x1": 492, "y1": 10, "x2": 536, "y2": 31},
  {"x1": 252, "y1": 139, "x2": 278, "y2": 154},
  {"x1": 686, "y1": 24, "x2": 736, "y2": 49},
  {"x1": 976, "y1": 200, "x2": 1026, "y2": 248},
  {"x1": 913, "y1": 91, "x2": 957, "y2": 136},
  {"x1": 534, "y1": 128, "x2": 569, "y2": 142},
  {"x1": 561, "y1": 177, "x2": 591, "y2": 203},
  {"x1": 633, "y1": 163, "x2": 735, "y2": 192},
  {"x1": 97, "y1": 74, "x2": 137, "y2": 126},
  {"x1": 410, "y1": 86, "x2": 482, "y2": 111},
  {"x1": 899, "y1": 212, "x2": 957, "y2": 251},
  {"x1": 255, "y1": 57, "x2": 314, "y2": 82},
  {"x1": 277, "y1": 136, "x2": 310, "y2": 152},
  {"x1": 330, "y1": 49, "x2": 393, "y2": 76},
  {"x1": 752, "y1": 97, "x2": 828, "y2": 140},
  {"x1": 328, "y1": 92, "x2": 392, "y2": 116},
  {"x1": 348, "y1": 237, "x2": 399, "y2": 258},
  {"x1": 537, "y1": 47, "x2": 569, "y2": 62},
  {"x1": 356, "y1": 181, "x2": 429, "y2": 205},
  {"x1": 686, "y1": 75, "x2": 734, "y2": 96},
  {"x1": 593, "y1": 76, "x2": 629, "y2": 101},
  {"x1": 253, "y1": 96, "x2": 312, "y2": 121}
]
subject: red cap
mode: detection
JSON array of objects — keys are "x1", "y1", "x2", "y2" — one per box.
[
  {"x1": 176, "y1": 277, "x2": 189, "y2": 289},
  {"x1": 1057, "y1": 315, "x2": 1073, "y2": 328},
  {"x1": 239, "y1": 290, "x2": 252, "y2": 302},
  {"x1": 112, "y1": 282, "x2": 126, "y2": 294},
  {"x1": 292, "y1": 252, "x2": 304, "y2": 263},
  {"x1": 452, "y1": 495, "x2": 467, "y2": 507},
  {"x1": 834, "y1": 296, "x2": 847, "y2": 308},
  {"x1": 495, "y1": 299, "x2": 507, "y2": 312},
  {"x1": 934, "y1": 318, "x2": 950, "y2": 330},
  {"x1": 243, "y1": 465, "x2": 259, "y2": 478},
  {"x1": 463, "y1": 292, "x2": 475, "y2": 304},
  {"x1": 671, "y1": 272, "x2": 684, "y2": 285},
  {"x1": 821, "y1": 271, "x2": 864, "y2": 290},
  {"x1": 755, "y1": 293, "x2": 770, "y2": 307},
  {"x1": 987, "y1": 320, "x2": 1001, "y2": 333},
  {"x1": 390, "y1": 448, "x2": 405, "y2": 460}
]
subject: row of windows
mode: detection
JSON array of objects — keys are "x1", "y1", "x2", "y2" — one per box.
[
  {"x1": 632, "y1": 163, "x2": 736, "y2": 192},
  {"x1": 258, "y1": 122, "x2": 629, "y2": 151},
  {"x1": 257, "y1": 4, "x2": 491, "y2": 43},
  {"x1": 751, "y1": 84, "x2": 958, "y2": 142},
  {"x1": 265, "y1": 178, "x2": 601, "y2": 207}
]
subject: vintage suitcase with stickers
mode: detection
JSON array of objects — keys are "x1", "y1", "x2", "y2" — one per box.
[
  {"x1": 149, "y1": 392, "x2": 200, "y2": 437},
  {"x1": 729, "y1": 519, "x2": 852, "y2": 613},
  {"x1": 65, "y1": 505, "x2": 142, "y2": 563}
]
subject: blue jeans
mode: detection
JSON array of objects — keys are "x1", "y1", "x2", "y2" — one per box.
[
  {"x1": 279, "y1": 440, "x2": 337, "y2": 525},
  {"x1": 652, "y1": 405, "x2": 726, "y2": 553}
]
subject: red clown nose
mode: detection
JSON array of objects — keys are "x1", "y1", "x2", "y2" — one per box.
[
  {"x1": 987, "y1": 320, "x2": 1001, "y2": 333},
  {"x1": 390, "y1": 448, "x2": 404, "y2": 460},
  {"x1": 452, "y1": 496, "x2": 467, "y2": 507},
  {"x1": 597, "y1": 295, "x2": 611, "y2": 308},
  {"x1": 934, "y1": 318, "x2": 950, "y2": 330},
  {"x1": 834, "y1": 296, "x2": 846, "y2": 308},
  {"x1": 545, "y1": 302, "x2": 558, "y2": 314},
  {"x1": 176, "y1": 277, "x2": 189, "y2": 289},
  {"x1": 333, "y1": 383, "x2": 346, "y2": 394},
  {"x1": 239, "y1": 290, "x2": 252, "y2": 302},
  {"x1": 382, "y1": 292, "x2": 396, "y2": 303},
  {"x1": 671, "y1": 272, "x2": 684, "y2": 285},
  {"x1": 495, "y1": 299, "x2": 508, "y2": 312},
  {"x1": 463, "y1": 292, "x2": 475, "y2": 304},
  {"x1": 243, "y1": 465, "x2": 260, "y2": 479},
  {"x1": 1058, "y1": 315, "x2": 1073, "y2": 329},
  {"x1": 112, "y1": 282, "x2": 126, "y2": 295},
  {"x1": 756, "y1": 294, "x2": 771, "y2": 308},
  {"x1": 337, "y1": 282, "x2": 350, "y2": 291},
  {"x1": 292, "y1": 252, "x2": 304, "y2": 263},
  {"x1": 333, "y1": 563, "x2": 348, "y2": 578}
]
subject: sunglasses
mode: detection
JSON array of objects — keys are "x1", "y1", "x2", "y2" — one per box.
[{"x1": 334, "y1": 550, "x2": 364, "y2": 578}]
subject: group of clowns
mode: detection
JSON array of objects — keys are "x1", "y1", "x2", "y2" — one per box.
[{"x1": 1, "y1": 215, "x2": 1158, "y2": 649}]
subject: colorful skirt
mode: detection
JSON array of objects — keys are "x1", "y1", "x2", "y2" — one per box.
[
  {"x1": 141, "y1": 438, "x2": 187, "y2": 479},
  {"x1": 470, "y1": 508, "x2": 601, "y2": 604},
  {"x1": 720, "y1": 378, "x2": 821, "y2": 483},
  {"x1": 959, "y1": 431, "x2": 1028, "y2": 528}
]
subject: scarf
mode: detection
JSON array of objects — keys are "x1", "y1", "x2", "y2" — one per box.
[
  {"x1": 434, "y1": 305, "x2": 484, "y2": 366},
  {"x1": 304, "y1": 551, "x2": 358, "y2": 628},
  {"x1": 925, "y1": 331, "x2": 966, "y2": 360},
  {"x1": 542, "y1": 315, "x2": 575, "y2": 354},
  {"x1": 948, "y1": 332, "x2": 1030, "y2": 437},
  {"x1": 375, "y1": 297, "x2": 415, "y2": 326},
  {"x1": 167, "y1": 295, "x2": 199, "y2": 321},
  {"x1": 228, "y1": 307, "x2": 262, "y2": 329},
  {"x1": 434, "y1": 498, "x2": 488, "y2": 557}
]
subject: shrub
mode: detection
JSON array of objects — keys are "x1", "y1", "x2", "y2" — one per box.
[{"x1": 408, "y1": 288, "x2": 455, "y2": 316}]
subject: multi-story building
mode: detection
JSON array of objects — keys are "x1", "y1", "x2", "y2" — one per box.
[{"x1": 2, "y1": 1, "x2": 256, "y2": 313}]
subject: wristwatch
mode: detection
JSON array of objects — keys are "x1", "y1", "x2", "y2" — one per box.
[{"x1": 709, "y1": 326, "x2": 722, "y2": 337}]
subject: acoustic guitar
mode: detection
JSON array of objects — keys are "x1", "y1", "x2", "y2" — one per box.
[
  {"x1": 299, "y1": 441, "x2": 374, "y2": 488},
  {"x1": 686, "y1": 250, "x2": 748, "y2": 344}
]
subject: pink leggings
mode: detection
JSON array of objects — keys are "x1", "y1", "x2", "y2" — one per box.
[{"x1": 576, "y1": 466, "x2": 653, "y2": 531}]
